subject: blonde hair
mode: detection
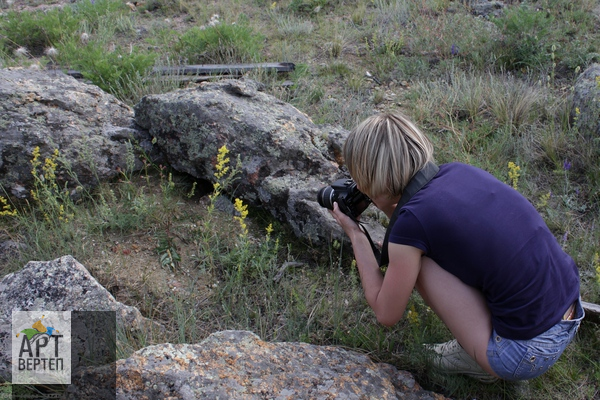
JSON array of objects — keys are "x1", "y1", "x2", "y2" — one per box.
[{"x1": 343, "y1": 113, "x2": 434, "y2": 199}]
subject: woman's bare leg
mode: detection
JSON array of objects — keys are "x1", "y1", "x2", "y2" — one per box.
[{"x1": 415, "y1": 256, "x2": 499, "y2": 377}]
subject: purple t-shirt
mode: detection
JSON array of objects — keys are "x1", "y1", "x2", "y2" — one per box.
[{"x1": 389, "y1": 162, "x2": 580, "y2": 340}]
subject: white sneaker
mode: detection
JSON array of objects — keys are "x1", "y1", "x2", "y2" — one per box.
[{"x1": 424, "y1": 339, "x2": 499, "y2": 383}]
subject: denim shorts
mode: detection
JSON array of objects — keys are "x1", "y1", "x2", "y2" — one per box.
[{"x1": 486, "y1": 297, "x2": 584, "y2": 381}]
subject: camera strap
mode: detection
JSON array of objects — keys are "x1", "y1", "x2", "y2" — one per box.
[{"x1": 372, "y1": 161, "x2": 439, "y2": 267}]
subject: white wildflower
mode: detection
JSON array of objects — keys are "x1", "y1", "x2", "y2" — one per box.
[
  {"x1": 44, "y1": 47, "x2": 59, "y2": 58},
  {"x1": 14, "y1": 47, "x2": 29, "y2": 57},
  {"x1": 208, "y1": 14, "x2": 220, "y2": 27}
]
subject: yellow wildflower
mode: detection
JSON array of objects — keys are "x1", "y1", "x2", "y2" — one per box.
[
  {"x1": 30, "y1": 146, "x2": 41, "y2": 175},
  {"x1": 214, "y1": 145, "x2": 230, "y2": 180},
  {"x1": 43, "y1": 151, "x2": 58, "y2": 182},
  {"x1": 234, "y1": 197, "x2": 249, "y2": 236},
  {"x1": 57, "y1": 204, "x2": 69, "y2": 222},
  {"x1": 31, "y1": 146, "x2": 40, "y2": 163},
  {"x1": 536, "y1": 192, "x2": 551, "y2": 209},
  {"x1": 265, "y1": 223, "x2": 274, "y2": 235},
  {"x1": 508, "y1": 161, "x2": 521, "y2": 190},
  {"x1": 265, "y1": 223, "x2": 274, "y2": 241},
  {"x1": 407, "y1": 304, "x2": 420, "y2": 327},
  {"x1": 0, "y1": 196, "x2": 17, "y2": 217}
]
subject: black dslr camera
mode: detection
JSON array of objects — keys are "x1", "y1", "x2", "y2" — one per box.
[{"x1": 317, "y1": 179, "x2": 371, "y2": 219}]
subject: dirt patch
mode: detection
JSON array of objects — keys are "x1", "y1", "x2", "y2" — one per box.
[{"x1": 80, "y1": 192, "x2": 223, "y2": 331}]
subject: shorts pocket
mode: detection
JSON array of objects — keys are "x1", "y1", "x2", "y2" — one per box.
[{"x1": 513, "y1": 346, "x2": 563, "y2": 380}]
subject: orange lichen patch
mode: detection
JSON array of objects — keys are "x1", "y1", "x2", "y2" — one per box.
[
  {"x1": 281, "y1": 121, "x2": 296, "y2": 132},
  {"x1": 172, "y1": 355, "x2": 190, "y2": 369},
  {"x1": 116, "y1": 364, "x2": 145, "y2": 393}
]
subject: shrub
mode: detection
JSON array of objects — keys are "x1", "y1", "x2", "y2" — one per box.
[
  {"x1": 59, "y1": 40, "x2": 157, "y2": 101},
  {"x1": 0, "y1": 8, "x2": 78, "y2": 56},
  {"x1": 176, "y1": 23, "x2": 264, "y2": 64},
  {"x1": 492, "y1": 5, "x2": 554, "y2": 72}
]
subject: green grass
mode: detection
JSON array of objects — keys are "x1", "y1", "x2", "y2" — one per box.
[
  {"x1": 175, "y1": 22, "x2": 265, "y2": 64},
  {"x1": 1, "y1": 0, "x2": 600, "y2": 398}
]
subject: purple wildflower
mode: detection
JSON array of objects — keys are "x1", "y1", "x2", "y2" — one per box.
[
  {"x1": 563, "y1": 160, "x2": 572, "y2": 171},
  {"x1": 451, "y1": 44, "x2": 458, "y2": 56}
]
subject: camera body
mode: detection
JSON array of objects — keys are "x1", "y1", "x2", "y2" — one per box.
[{"x1": 317, "y1": 178, "x2": 371, "y2": 219}]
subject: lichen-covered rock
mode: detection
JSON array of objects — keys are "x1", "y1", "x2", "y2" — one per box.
[
  {"x1": 0, "y1": 255, "x2": 159, "y2": 382},
  {"x1": 134, "y1": 78, "x2": 384, "y2": 244},
  {"x1": 69, "y1": 330, "x2": 447, "y2": 400},
  {"x1": 0, "y1": 68, "x2": 158, "y2": 199},
  {"x1": 135, "y1": 79, "x2": 339, "y2": 185},
  {"x1": 571, "y1": 63, "x2": 600, "y2": 138}
]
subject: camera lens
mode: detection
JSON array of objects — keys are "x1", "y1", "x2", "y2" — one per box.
[{"x1": 317, "y1": 186, "x2": 335, "y2": 210}]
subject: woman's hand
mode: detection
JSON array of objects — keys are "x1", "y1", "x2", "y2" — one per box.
[
  {"x1": 329, "y1": 202, "x2": 422, "y2": 328},
  {"x1": 329, "y1": 202, "x2": 363, "y2": 238}
]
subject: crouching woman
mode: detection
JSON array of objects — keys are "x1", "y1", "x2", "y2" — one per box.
[{"x1": 329, "y1": 113, "x2": 583, "y2": 382}]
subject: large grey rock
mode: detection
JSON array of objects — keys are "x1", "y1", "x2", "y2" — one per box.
[
  {"x1": 134, "y1": 78, "x2": 383, "y2": 244},
  {"x1": 0, "y1": 68, "x2": 158, "y2": 199},
  {"x1": 571, "y1": 63, "x2": 600, "y2": 138},
  {"x1": 0, "y1": 68, "x2": 384, "y2": 244},
  {"x1": 0, "y1": 255, "x2": 159, "y2": 382},
  {"x1": 69, "y1": 330, "x2": 446, "y2": 400}
]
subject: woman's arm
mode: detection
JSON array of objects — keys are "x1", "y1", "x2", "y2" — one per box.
[
  {"x1": 330, "y1": 203, "x2": 422, "y2": 326},
  {"x1": 376, "y1": 243, "x2": 423, "y2": 325}
]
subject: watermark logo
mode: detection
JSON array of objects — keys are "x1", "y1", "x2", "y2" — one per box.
[{"x1": 12, "y1": 311, "x2": 71, "y2": 384}]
